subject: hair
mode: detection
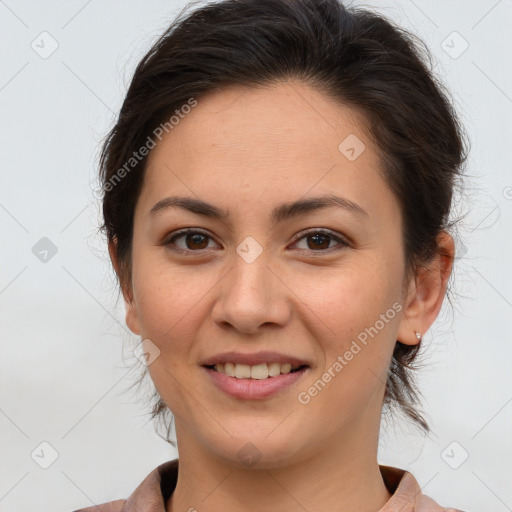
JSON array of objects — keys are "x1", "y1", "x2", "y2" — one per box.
[{"x1": 98, "y1": 0, "x2": 469, "y2": 442}]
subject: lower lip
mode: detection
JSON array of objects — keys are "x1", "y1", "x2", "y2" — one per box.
[{"x1": 203, "y1": 366, "x2": 308, "y2": 400}]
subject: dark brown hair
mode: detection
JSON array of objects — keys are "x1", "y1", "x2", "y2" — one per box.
[{"x1": 98, "y1": 0, "x2": 468, "y2": 441}]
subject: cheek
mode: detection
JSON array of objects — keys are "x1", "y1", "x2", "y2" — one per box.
[
  {"x1": 132, "y1": 261, "x2": 220, "y2": 363},
  {"x1": 291, "y1": 259, "x2": 400, "y2": 343},
  {"x1": 133, "y1": 265, "x2": 215, "y2": 412},
  {"x1": 127, "y1": 239, "x2": 215, "y2": 414},
  {"x1": 290, "y1": 259, "x2": 401, "y2": 405}
]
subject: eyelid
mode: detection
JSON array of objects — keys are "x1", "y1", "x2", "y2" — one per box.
[
  {"x1": 164, "y1": 227, "x2": 221, "y2": 253},
  {"x1": 163, "y1": 227, "x2": 350, "y2": 254},
  {"x1": 289, "y1": 228, "x2": 350, "y2": 250}
]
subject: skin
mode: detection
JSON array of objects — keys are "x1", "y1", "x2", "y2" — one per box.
[{"x1": 109, "y1": 80, "x2": 455, "y2": 512}]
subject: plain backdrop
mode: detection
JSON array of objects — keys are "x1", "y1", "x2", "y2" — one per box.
[{"x1": 0, "y1": 1, "x2": 511, "y2": 511}]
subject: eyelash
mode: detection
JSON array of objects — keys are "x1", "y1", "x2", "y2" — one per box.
[{"x1": 163, "y1": 227, "x2": 350, "y2": 255}]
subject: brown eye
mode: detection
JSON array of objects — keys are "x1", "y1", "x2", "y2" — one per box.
[
  {"x1": 165, "y1": 229, "x2": 217, "y2": 253},
  {"x1": 306, "y1": 233, "x2": 331, "y2": 250},
  {"x1": 292, "y1": 229, "x2": 349, "y2": 252},
  {"x1": 184, "y1": 233, "x2": 209, "y2": 250}
]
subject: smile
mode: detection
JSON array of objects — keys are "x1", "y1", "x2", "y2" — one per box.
[
  {"x1": 203, "y1": 364, "x2": 309, "y2": 400},
  {"x1": 206, "y1": 362, "x2": 307, "y2": 380}
]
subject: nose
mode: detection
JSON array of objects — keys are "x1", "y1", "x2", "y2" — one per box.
[{"x1": 211, "y1": 252, "x2": 291, "y2": 335}]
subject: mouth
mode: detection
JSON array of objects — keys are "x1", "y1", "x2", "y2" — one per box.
[
  {"x1": 202, "y1": 359, "x2": 310, "y2": 400},
  {"x1": 204, "y1": 362, "x2": 309, "y2": 380},
  {"x1": 200, "y1": 351, "x2": 311, "y2": 399}
]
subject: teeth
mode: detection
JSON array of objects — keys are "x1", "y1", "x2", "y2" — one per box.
[
  {"x1": 250, "y1": 363, "x2": 268, "y2": 380},
  {"x1": 213, "y1": 362, "x2": 302, "y2": 379},
  {"x1": 224, "y1": 362, "x2": 235, "y2": 377},
  {"x1": 281, "y1": 363, "x2": 292, "y2": 374},
  {"x1": 268, "y1": 362, "x2": 281, "y2": 377},
  {"x1": 235, "y1": 364, "x2": 251, "y2": 378}
]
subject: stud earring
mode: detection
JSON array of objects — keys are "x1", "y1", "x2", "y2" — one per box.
[{"x1": 414, "y1": 330, "x2": 422, "y2": 342}]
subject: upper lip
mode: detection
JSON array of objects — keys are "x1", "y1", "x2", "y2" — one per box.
[{"x1": 200, "y1": 351, "x2": 311, "y2": 367}]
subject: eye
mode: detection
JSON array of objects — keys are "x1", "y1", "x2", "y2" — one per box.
[
  {"x1": 291, "y1": 229, "x2": 349, "y2": 252},
  {"x1": 164, "y1": 228, "x2": 219, "y2": 253},
  {"x1": 163, "y1": 227, "x2": 349, "y2": 255}
]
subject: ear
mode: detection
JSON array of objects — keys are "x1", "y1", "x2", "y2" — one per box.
[
  {"x1": 396, "y1": 231, "x2": 455, "y2": 345},
  {"x1": 108, "y1": 238, "x2": 141, "y2": 336}
]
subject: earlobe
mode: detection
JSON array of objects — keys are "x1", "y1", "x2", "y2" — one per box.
[
  {"x1": 108, "y1": 238, "x2": 141, "y2": 336},
  {"x1": 396, "y1": 276, "x2": 423, "y2": 346},
  {"x1": 396, "y1": 231, "x2": 455, "y2": 346},
  {"x1": 125, "y1": 299, "x2": 141, "y2": 336}
]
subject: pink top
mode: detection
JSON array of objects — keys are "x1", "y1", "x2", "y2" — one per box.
[{"x1": 72, "y1": 459, "x2": 465, "y2": 512}]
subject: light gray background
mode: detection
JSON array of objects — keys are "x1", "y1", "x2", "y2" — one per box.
[{"x1": 1, "y1": 1, "x2": 511, "y2": 511}]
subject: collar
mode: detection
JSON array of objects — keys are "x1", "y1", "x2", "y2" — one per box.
[{"x1": 76, "y1": 459, "x2": 447, "y2": 512}]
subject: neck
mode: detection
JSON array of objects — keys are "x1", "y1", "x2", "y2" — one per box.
[{"x1": 167, "y1": 416, "x2": 392, "y2": 512}]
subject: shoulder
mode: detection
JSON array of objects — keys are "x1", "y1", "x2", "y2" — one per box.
[
  {"x1": 70, "y1": 459, "x2": 178, "y2": 512},
  {"x1": 379, "y1": 465, "x2": 467, "y2": 512},
  {"x1": 415, "y1": 494, "x2": 467, "y2": 512},
  {"x1": 71, "y1": 498, "x2": 126, "y2": 512}
]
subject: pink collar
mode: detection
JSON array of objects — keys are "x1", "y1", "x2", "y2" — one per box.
[{"x1": 75, "y1": 459, "x2": 456, "y2": 512}]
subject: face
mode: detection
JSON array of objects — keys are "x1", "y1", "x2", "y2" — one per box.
[{"x1": 117, "y1": 80, "x2": 423, "y2": 468}]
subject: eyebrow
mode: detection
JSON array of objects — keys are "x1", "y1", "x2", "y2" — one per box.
[{"x1": 148, "y1": 194, "x2": 369, "y2": 223}]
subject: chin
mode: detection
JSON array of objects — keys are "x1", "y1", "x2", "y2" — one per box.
[{"x1": 205, "y1": 427, "x2": 312, "y2": 471}]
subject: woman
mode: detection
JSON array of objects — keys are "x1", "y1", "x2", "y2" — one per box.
[{"x1": 75, "y1": 0, "x2": 468, "y2": 510}]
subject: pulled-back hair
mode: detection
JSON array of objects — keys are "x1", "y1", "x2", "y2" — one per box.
[{"x1": 98, "y1": 0, "x2": 468, "y2": 441}]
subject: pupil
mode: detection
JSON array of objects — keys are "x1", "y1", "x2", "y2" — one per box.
[
  {"x1": 308, "y1": 234, "x2": 329, "y2": 250},
  {"x1": 184, "y1": 233, "x2": 330, "y2": 250},
  {"x1": 188, "y1": 233, "x2": 208, "y2": 250}
]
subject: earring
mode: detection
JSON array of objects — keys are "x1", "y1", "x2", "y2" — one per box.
[{"x1": 414, "y1": 330, "x2": 422, "y2": 342}]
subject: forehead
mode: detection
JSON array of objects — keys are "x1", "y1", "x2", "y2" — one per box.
[
  {"x1": 138, "y1": 80, "x2": 399, "y2": 226},
  {"x1": 149, "y1": 80, "x2": 371, "y2": 165}
]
